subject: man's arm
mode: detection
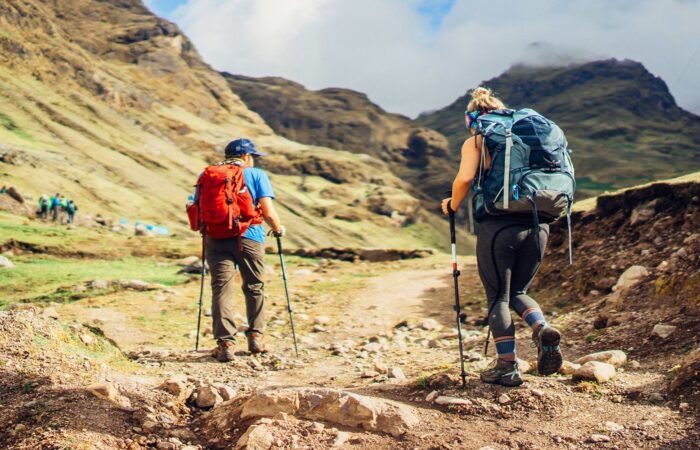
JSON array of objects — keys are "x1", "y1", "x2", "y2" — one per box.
[{"x1": 259, "y1": 197, "x2": 283, "y2": 234}]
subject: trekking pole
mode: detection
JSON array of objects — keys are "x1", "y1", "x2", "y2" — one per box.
[
  {"x1": 447, "y1": 199, "x2": 468, "y2": 389},
  {"x1": 195, "y1": 232, "x2": 206, "y2": 352},
  {"x1": 276, "y1": 236, "x2": 300, "y2": 357}
]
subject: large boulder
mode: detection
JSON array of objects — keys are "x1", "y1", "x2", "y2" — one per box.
[
  {"x1": 575, "y1": 350, "x2": 627, "y2": 368},
  {"x1": 573, "y1": 361, "x2": 616, "y2": 383},
  {"x1": 239, "y1": 387, "x2": 419, "y2": 437}
]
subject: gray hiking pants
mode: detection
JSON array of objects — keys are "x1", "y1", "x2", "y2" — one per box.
[
  {"x1": 476, "y1": 216, "x2": 549, "y2": 341},
  {"x1": 206, "y1": 237, "x2": 266, "y2": 342}
]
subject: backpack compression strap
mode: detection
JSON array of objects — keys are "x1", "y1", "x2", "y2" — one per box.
[{"x1": 503, "y1": 128, "x2": 513, "y2": 209}]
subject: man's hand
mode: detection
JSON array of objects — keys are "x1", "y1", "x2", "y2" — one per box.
[
  {"x1": 441, "y1": 198, "x2": 456, "y2": 215},
  {"x1": 267, "y1": 225, "x2": 286, "y2": 238}
]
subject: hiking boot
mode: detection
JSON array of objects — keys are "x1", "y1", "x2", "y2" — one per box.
[
  {"x1": 246, "y1": 332, "x2": 265, "y2": 354},
  {"x1": 533, "y1": 325, "x2": 563, "y2": 376},
  {"x1": 480, "y1": 359, "x2": 523, "y2": 387},
  {"x1": 213, "y1": 340, "x2": 235, "y2": 362}
]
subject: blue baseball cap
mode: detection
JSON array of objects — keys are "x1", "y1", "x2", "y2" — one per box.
[{"x1": 224, "y1": 138, "x2": 268, "y2": 157}]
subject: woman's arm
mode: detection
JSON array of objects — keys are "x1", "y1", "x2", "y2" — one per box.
[{"x1": 441, "y1": 136, "x2": 481, "y2": 215}]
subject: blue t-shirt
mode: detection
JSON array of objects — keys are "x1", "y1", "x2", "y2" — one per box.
[
  {"x1": 193, "y1": 166, "x2": 275, "y2": 243},
  {"x1": 242, "y1": 167, "x2": 275, "y2": 243}
]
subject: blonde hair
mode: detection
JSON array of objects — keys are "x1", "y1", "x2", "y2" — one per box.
[{"x1": 467, "y1": 86, "x2": 505, "y2": 112}]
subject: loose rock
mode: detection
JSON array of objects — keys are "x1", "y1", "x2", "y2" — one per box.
[
  {"x1": 0, "y1": 255, "x2": 14, "y2": 269},
  {"x1": 651, "y1": 324, "x2": 677, "y2": 339},
  {"x1": 434, "y1": 396, "x2": 472, "y2": 406},
  {"x1": 588, "y1": 434, "x2": 611, "y2": 443},
  {"x1": 195, "y1": 386, "x2": 223, "y2": 408},
  {"x1": 573, "y1": 361, "x2": 616, "y2": 383},
  {"x1": 388, "y1": 367, "x2": 406, "y2": 380},
  {"x1": 612, "y1": 266, "x2": 648, "y2": 291},
  {"x1": 575, "y1": 350, "x2": 627, "y2": 368},
  {"x1": 559, "y1": 361, "x2": 581, "y2": 375}
]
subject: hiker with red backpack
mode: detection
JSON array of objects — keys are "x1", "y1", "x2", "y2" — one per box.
[
  {"x1": 188, "y1": 138, "x2": 285, "y2": 362},
  {"x1": 442, "y1": 87, "x2": 574, "y2": 387}
]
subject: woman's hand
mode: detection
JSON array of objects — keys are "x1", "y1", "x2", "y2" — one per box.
[{"x1": 441, "y1": 197, "x2": 455, "y2": 215}]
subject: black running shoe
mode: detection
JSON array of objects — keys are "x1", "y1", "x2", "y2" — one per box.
[
  {"x1": 480, "y1": 359, "x2": 523, "y2": 387},
  {"x1": 533, "y1": 326, "x2": 563, "y2": 376}
]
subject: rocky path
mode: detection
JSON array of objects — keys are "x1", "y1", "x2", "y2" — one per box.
[{"x1": 2, "y1": 256, "x2": 698, "y2": 449}]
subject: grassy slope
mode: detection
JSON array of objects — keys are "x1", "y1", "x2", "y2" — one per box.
[
  {"x1": 0, "y1": 0, "x2": 447, "y2": 250},
  {"x1": 418, "y1": 59, "x2": 700, "y2": 197}
]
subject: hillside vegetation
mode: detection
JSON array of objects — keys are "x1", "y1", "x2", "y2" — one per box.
[
  {"x1": 0, "y1": 0, "x2": 451, "y2": 249},
  {"x1": 418, "y1": 59, "x2": 700, "y2": 197},
  {"x1": 223, "y1": 74, "x2": 455, "y2": 201}
]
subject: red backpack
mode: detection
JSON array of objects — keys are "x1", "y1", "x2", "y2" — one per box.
[{"x1": 187, "y1": 162, "x2": 262, "y2": 239}]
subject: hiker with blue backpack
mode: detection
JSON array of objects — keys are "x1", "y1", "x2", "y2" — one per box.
[{"x1": 442, "y1": 87, "x2": 575, "y2": 387}]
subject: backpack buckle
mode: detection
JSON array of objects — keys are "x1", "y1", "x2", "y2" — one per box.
[{"x1": 226, "y1": 199, "x2": 233, "y2": 205}]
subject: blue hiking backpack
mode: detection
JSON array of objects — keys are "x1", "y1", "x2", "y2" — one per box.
[{"x1": 467, "y1": 108, "x2": 575, "y2": 263}]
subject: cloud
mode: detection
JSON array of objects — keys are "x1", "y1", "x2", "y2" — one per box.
[{"x1": 172, "y1": 0, "x2": 700, "y2": 117}]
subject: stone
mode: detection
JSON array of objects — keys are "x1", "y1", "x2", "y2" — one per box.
[
  {"x1": 175, "y1": 256, "x2": 199, "y2": 266},
  {"x1": 573, "y1": 361, "x2": 616, "y2": 383},
  {"x1": 516, "y1": 358, "x2": 532, "y2": 374},
  {"x1": 649, "y1": 392, "x2": 664, "y2": 402},
  {"x1": 530, "y1": 389, "x2": 545, "y2": 398},
  {"x1": 560, "y1": 360, "x2": 581, "y2": 376},
  {"x1": 215, "y1": 384, "x2": 237, "y2": 401},
  {"x1": 158, "y1": 379, "x2": 192, "y2": 401},
  {"x1": 671, "y1": 349, "x2": 700, "y2": 392},
  {"x1": 497, "y1": 394, "x2": 511, "y2": 404},
  {"x1": 425, "y1": 391, "x2": 439, "y2": 402},
  {"x1": 314, "y1": 316, "x2": 331, "y2": 325},
  {"x1": 80, "y1": 334, "x2": 95, "y2": 346},
  {"x1": 388, "y1": 367, "x2": 406, "y2": 380},
  {"x1": 373, "y1": 360, "x2": 389, "y2": 374},
  {"x1": 333, "y1": 431, "x2": 349, "y2": 447},
  {"x1": 651, "y1": 324, "x2": 677, "y2": 339},
  {"x1": 235, "y1": 421, "x2": 275, "y2": 450},
  {"x1": 87, "y1": 383, "x2": 131, "y2": 408},
  {"x1": 588, "y1": 434, "x2": 611, "y2": 443},
  {"x1": 41, "y1": 307, "x2": 60, "y2": 320},
  {"x1": 195, "y1": 386, "x2": 223, "y2": 408},
  {"x1": 89, "y1": 279, "x2": 110, "y2": 290},
  {"x1": 612, "y1": 266, "x2": 649, "y2": 292},
  {"x1": 420, "y1": 318, "x2": 442, "y2": 331},
  {"x1": 0, "y1": 255, "x2": 14, "y2": 269},
  {"x1": 312, "y1": 325, "x2": 326, "y2": 333},
  {"x1": 575, "y1": 350, "x2": 627, "y2": 368},
  {"x1": 604, "y1": 421, "x2": 624, "y2": 432},
  {"x1": 363, "y1": 342, "x2": 382, "y2": 353},
  {"x1": 434, "y1": 396, "x2": 472, "y2": 406},
  {"x1": 238, "y1": 387, "x2": 419, "y2": 437},
  {"x1": 630, "y1": 203, "x2": 656, "y2": 225}
]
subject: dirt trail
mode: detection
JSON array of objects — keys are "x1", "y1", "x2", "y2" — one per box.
[
  {"x1": 3, "y1": 255, "x2": 698, "y2": 449},
  {"x1": 348, "y1": 267, "x2": 451, "y2": 334}
]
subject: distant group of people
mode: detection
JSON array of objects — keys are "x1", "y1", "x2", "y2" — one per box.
[{"x1": 38, "y1": 193, "x2": 78, "y2": 224}]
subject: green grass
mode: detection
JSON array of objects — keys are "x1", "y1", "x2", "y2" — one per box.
[
  {"x1": 0, "y1": 113, "x2": 32, "y2": 141},
  {"x1": 0, "y1": 255, "x2": 188, "y2": 307}
]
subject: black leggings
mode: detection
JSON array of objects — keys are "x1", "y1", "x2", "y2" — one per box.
[{"x1": 476, "y1": 217, "x2": 549, "y2": 344}]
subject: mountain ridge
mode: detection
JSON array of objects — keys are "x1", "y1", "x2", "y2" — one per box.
[
  {"x1": 0, "y1": 0, "x2": 452, "y2": 249},
  {"x1": 417, "y1": 58, "x2": 700, "y2": 196}
]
